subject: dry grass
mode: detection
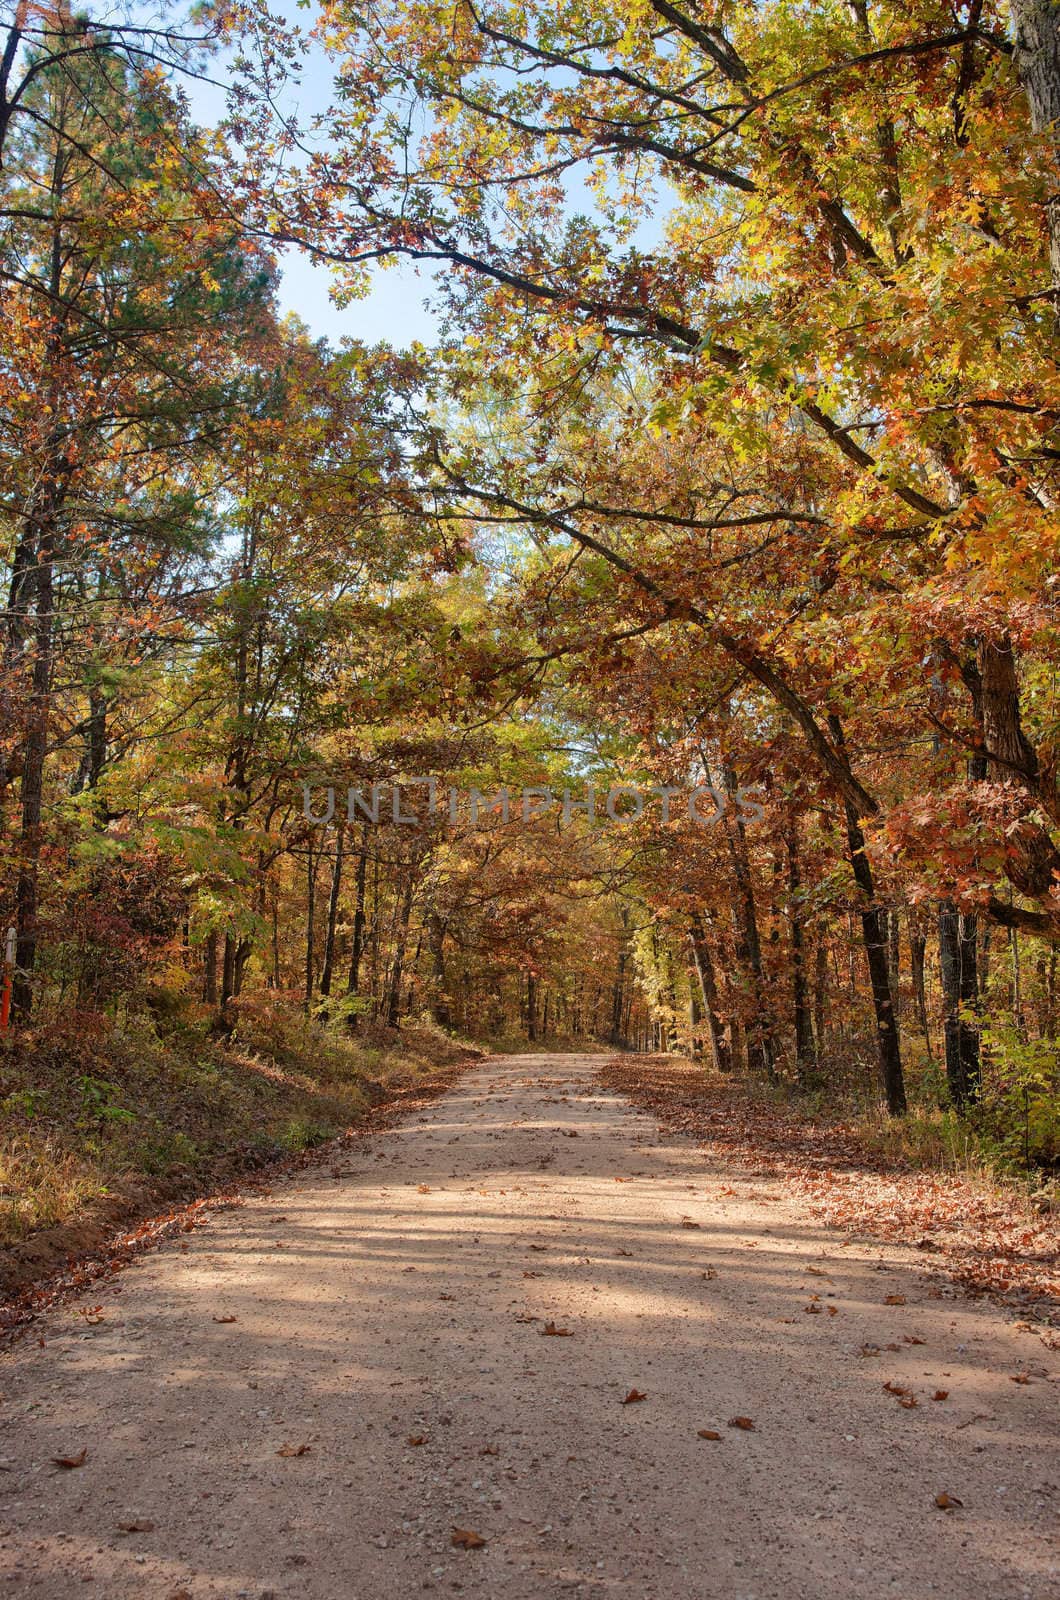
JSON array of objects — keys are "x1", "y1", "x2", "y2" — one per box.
[{"x1": 0, "y1": 997, "x2": 480, "y2": 1292}]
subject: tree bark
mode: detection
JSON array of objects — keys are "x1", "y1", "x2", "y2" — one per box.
[
  {"x1": 319, "y1": 823, "x2": 345, "y2": 1001},
  {"x1": 689, "y1": 911, "x2": 732, "y2": 1074},
  {"x1": 345, "y1": 828, "x2": 370, "y2": 1026},
  {"x1": 829, "y1": 716, "x2": 906, "y2": 1114},
  {"x1": 938, "y1": 901, "x2": 982, "y2": 1107},
  {"x1": 1011, "y1": 0, "x2": 1060, "y2": 293},
  {"x1": 385, "y1": 875, "x2": 415, "y2": 1028},
  {"x1": 784, "y1": 814, "x2": 816, "y2": 1080}
]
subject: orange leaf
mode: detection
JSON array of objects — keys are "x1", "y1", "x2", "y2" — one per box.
[
  {"x1": 277, "y1": 1443, "x2": 310, "y2": 1457},
  {"x1": 697, "y1": 1429, "x2": 722, "y2": 1440},
  {"x1": 52, "y1": 1449, "x2": 87, "y2": 1469},
  {"x1": 932, "y1": 1390, "x2": 949, "y2": 1402},
  {"x1": 935, "y1": 1493, "x2": 963, "y2": 1511},
  {"x1": 541, "y1": 1321, "x2": 572, "y2": 1337},
  {"x1": 728, "y1": 1416, "x2": 755, "y2": 1431},
  {"x1": 621, "y1": 1389, "x2": 647, "y2": 1404},
  {"x1": 212, "y1": 1315, "x2": 237, "y2": 1324},
  {"x1": 451, "y1": 1527, "x2": 486, "y2": 1549}
]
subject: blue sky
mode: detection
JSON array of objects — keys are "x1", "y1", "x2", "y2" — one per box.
[
  {"x1": 180, "y1": 0, "x2": 665, "y2": 349},
  {"x1": 180, "y1": 1, "x2": 442, "y2": 347}
]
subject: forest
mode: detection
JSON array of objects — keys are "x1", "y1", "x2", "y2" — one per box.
[
  {"x1": 1, "y1": 5, "x2": 1058, "y2": 1597},
  {"x1": 2, "y1": 0, "x2": 1060, "y2": 1257}
]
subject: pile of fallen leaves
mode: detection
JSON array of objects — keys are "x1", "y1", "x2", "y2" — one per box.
[{"x1": 600, "y1": 1056, "x2": 1059, "y2": 1320}]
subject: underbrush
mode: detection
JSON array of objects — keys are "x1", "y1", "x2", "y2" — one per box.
[
  {"x1": 0, "y1": 993, "x2": 479, "y2": 1290},
  {"x1": 762, "y1": 1033, "x2": 1058, "y2": 1191}
]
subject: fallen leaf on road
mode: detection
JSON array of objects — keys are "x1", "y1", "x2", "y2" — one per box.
[
  {"x1": 481, "y1": 1444, "x2": 500, "y2": 1456},
  {"x1": 52, "y1": 1449, "x2": 87, "y2": 1469},
  {"x1": 935, "y1": 1493, "x2": 963, "y2": 1511},
  {"x1": 212, "y1": 1315, "x2": 237, "y2": 1324},
  {"x1": 884, "y1": 1295, "x2": 906, "y2": 1306},
  {"x1": 541, "y1": 1321, "x2": 572, "y2": 1337},
  {"x1": 451, "y1": 1527, "x2": 486, "y2": 1549},
  {"x1": 407, "y1": 1435, "x2": 427, "y2": 1447},
  {"x1": 621, "y1": 1389, "x2": 647, "y2": 1404},
  {"x1": 277, "y1": 1443, "x2": 310, "y2": 1457},
  {"x1": 117, "y1": 1520, "x2": 155, "y2": 1534},
  {"x1": 680, "y1": 1218, "x2": 701, "y2": 1229},
  {"x1": 617, "y1": 1248, "x2": 634, "y2": 1257},
  {"x1": 932, "y1": 1390, "x2": 949, "y2": 1402},
  {"x1": 728, "y1": 1417, "x2": 755, "y2": 1431},
  {"x1": 1010, "y1": 1373, "x2": 1032, "y2": 1384},
  {"x1": 417, "y1": 1183, "x2": 430, "y2": 1193},
  {"x1": 697, "y1": 1429, "x2": 722, "y2": 1440}
]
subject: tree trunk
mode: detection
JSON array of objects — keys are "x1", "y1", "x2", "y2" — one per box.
[
  {"x1": 345, "y1": 829, "x2": 369, "y2": 1026},
  {"x1": 385, "y1": 875, "x2": 415, "y2": 1028},
  {"x1": 938, "y1": 901, "x2": 982, "y2": 1107},
  {"x1": 1012, "y1": 0, "x2": 1060, "y2": 294},
  {"x1": 722, "y1": 768, "x2": 775, "y2": 1078},
  {"x1": 784, "y1": 815, "x2": 816, "y2": 1080},
  {"x1": 319, "y1": 823, "x2": 345, "y2": 1001},
  {"x1": 812, "y1": 941, "x2": 828, "y2": 1060},
  {"x1": 202, "y1": 930, "x2": 219, "y2": 1006},
  {"x1": 910, "y1": 930, "x2": 933, "y2": 1062},
  {"x1": 426, "y1": 909, "x2": 451, "y2": 1027},
  {"x1": 526, "y1": 972, "x2": 538, "y2": 1041},
  {"x1": 829, "y1": 716, "x2": 906, "y2": 1114},
  {"x1": 11, "y1": 522, "x2": 55, "y2": 1021},
  {"x1": 689, "y1": 911, "x2": 731, "y2": 1074}
]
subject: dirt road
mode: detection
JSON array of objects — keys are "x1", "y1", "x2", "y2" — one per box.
[{"x1": 1, "y1": 1054, "x2": 1056, "y2": 1599}]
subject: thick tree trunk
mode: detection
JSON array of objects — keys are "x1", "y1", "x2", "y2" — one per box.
[{"x1": 1012, "y1": 0, "x2": 1060, "y2": 293}]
